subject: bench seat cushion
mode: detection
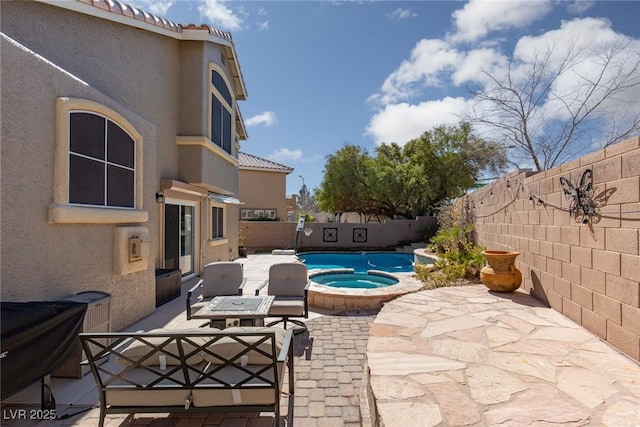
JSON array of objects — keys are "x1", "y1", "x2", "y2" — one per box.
[
  {"x1": 192, "y1": 363, "x2": 284, "y2": 407},
  {"x1": 105, "y1": 362, "x2": 206, "y2": 407}
]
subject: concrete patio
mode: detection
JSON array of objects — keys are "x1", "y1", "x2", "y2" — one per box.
[{"x1": 2, "y1": 254, "x2": 640, "y2": 426}]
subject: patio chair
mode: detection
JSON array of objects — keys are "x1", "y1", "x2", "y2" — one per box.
[
  {"x1": 255, "y1": 262, "x2": 310, "y2": 334},
  {"x1": 186, "y1": 262, "x2": 246, "y2": 320}
]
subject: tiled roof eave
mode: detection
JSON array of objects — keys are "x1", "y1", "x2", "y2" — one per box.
[
  {"x1": 239, "y1": 166, "x2": 294, "y2": 174},
  {"x1": 37, "y1": 0, "x2": 247, "y2": 100}
]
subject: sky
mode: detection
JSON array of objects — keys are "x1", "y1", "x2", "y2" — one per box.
[{"x1": 128, "y1": 0, "x2": 640, "y2": 196}]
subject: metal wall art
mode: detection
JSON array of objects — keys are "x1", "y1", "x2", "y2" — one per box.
[
  {"x1": 559, "y1": 169, "x2": 596, "y2": 224},
  {"x1": 323, "y1": 228, "x2": 338, "y2": 242},
  {"x1": 353, "y1": 228, "x2": 367, "y2": 243}
]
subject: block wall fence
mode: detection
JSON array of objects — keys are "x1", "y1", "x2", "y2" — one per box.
[
  {"x1": 240, "y1": 217, "x2": 436, "y2": 252},
  {"x1": 466, "y1": 136, "x2": 640, "y2": 361}
]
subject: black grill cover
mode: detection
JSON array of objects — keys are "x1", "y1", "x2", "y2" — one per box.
[{"x1": 1, "y1": 301, "x2": 87, "y2": 399}]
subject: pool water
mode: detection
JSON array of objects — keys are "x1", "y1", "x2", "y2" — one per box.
[
  {"x1": 310, "y1": 272, "x2": 399, "y2": 289},
  {"x1": 298, "y1": 252, "x2": 414, "y2": 273}
]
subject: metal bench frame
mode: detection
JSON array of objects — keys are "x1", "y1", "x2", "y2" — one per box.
[{"x1": 80, "y1": 329, "x2": 294, "y2": 427}]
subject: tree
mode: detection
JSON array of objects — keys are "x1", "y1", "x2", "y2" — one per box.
[
  {"x1": 297, "y1": 182, "x2": 317, "y2": 212},
  {"x1": 316, "y1": 144, "x2": 371, "y2": 220},
  {"x1": 467, "y1": 38, "x2": 640, "y2": 171},
  {"x1": 317, "y1": 123, "x2": 506, "y2": 219}
]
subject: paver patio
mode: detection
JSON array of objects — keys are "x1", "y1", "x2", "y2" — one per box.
[{"x1": 3, "y1": 254, "x2": 640, "y2": 426}]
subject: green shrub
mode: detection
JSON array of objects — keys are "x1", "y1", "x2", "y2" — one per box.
[
  {"x1": 419, "y1": 224, "x2": 437, "y2": 242},
  {"x1": 417, "y1": 203, "x2": 484, "y2": 289}
]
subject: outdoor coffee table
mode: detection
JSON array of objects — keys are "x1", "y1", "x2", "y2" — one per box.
[{"x1": 192, "y1": 295, "x2": 275, "y2": 328}]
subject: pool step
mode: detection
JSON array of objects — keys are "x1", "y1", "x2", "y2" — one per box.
[{"x1": 395, "y1": 243, "x2": 428, "y2": 253}]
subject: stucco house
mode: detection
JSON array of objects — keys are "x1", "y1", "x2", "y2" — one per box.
[
  {"x1": 238, "y1": 152, "x2": 293, "y2": 222},
  {"x1": 1, "y1": 0, "x2": 248, "y2": 329}
]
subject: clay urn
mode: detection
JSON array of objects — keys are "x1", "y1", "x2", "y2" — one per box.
[{"x1": 480, "y1": 250, "x2": 522, "y2": 292}]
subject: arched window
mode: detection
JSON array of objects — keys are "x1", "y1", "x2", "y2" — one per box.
[
  {"x1": 210, "y1": 67, "x2": 234, "y2": 154},
  {"x1": 49, "y1": 98, "x2": 146, "y2": 224}
]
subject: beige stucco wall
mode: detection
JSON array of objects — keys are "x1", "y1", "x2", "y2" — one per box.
[
  {"x1": 1, "y1": 2, "x2": 242, "y2": 329},
  {"x1": 239, "y1": 169, "x2": 289, "y2": 221},
  {"x1": 1, "y1": 33, "x2": 158, "y2": 330},
  {"x1": 467, "y1": 136, "x2": 640, "y2": 361}
]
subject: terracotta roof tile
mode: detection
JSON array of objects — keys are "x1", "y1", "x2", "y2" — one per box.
[
  {"x1": 239, "y1": 152, "x2": 293, "y2": 173},
  {"x1": 70, "y1": 0, "x2": 230, "y2": 41}
]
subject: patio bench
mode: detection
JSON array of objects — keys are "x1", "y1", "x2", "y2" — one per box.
[{"x1": 80, "y1": 327, "x2": 294, "y2": 427}]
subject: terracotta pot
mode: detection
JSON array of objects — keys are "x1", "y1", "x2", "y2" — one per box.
[{"x1": 480, "y1": 250, "x2": 522, "y2": 292}]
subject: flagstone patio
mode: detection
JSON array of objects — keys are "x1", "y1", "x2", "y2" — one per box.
[{"x1": 2, "y1": 254, "x2": 639, "y2": 426}]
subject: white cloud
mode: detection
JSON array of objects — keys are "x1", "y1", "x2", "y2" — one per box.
[
  {"x1": 449, "y1": 0, "x2": 553, "y2": 43},
  {"x1": 567, "y1": 1, "x2": 595, "y2": 14},
  {"x1": 257, "y1": 21, "x2": 269, "y2": 31},
  {"x1": 245, "y1": 111, "x2": 277, "y2": 127},
  {"x1": 126, "y1": 0, "x2": 174, "y2": 16},
  {"x1": 366, "y1": 97, "x2": 473, "y2": 145},
  {"x1": 367, "y1": 3, "x2": 640, "y2": 156},
  {"x1": 513, "y1": 17, "x2": 619, "y2": 63},
  {"x1": 198, "y1": 0, "x2": 243, "y2": 31},
  {"x1": 511, "y1": 17, "x2": 640, "y2": 129},
  {"x1": 268, "y1": 148, "x2": 302, "y2": 162},
  {"x1": 451, "y1": 47, "x2": 508, "y2": 86},
  {"x1": 387, "y1": 8, "x2": 417, "y2": 21},
  {"x1": 368, "y1": 39, "x2": 462, "y2": 105}
]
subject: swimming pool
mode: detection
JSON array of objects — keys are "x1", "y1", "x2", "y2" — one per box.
[{"x1": 298, "y1": 252, "x2": 414, "y2": 273}]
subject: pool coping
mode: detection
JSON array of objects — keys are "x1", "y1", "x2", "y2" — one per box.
[{"x1": 308, "y1": 269, "x2": 424, "y2": 311}]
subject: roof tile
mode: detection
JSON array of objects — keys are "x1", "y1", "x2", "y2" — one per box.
[
  {"x1": 71, "y1": 0, "x2": 228, "y2": 41},
  {"x1": 239, "y1": 152, "x2": 293, "y2": 173}
]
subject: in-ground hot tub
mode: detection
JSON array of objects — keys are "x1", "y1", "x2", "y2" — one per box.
[
  {"x1": 307, "y1": 268, "x2": 422, "y2": 311},
  {"x1": 311, "y1": 270, "x2": 399, "y2": 289}
]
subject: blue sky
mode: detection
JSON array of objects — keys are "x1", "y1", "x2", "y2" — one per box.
[{"x1": 130, "y1": 0, "x2": 640, "y2": 196}]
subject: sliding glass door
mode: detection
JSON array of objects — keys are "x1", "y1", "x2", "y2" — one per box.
[{"x1": 164, "y1": 202, "x2": 196, "y2": 277}]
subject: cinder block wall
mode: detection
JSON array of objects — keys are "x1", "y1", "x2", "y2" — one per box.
[
  {"x1": 241, "y1": 217, "x2": 436, "y2": 252},
  {"x1": 467, "y1": 136, "x2": 640, "y2": 361}
]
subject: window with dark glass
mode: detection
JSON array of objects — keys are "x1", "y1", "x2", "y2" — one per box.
[
  {"x1": 69, "y1": 112, "x2": 135, "y2": 208},
  {"x1": 212, "y1": 206, "x2": 224, "y2": 239},
  {"x1": 210, "y1": 68, "x2": 233, "y2": 154},
  {"x1": 212, "y1": 70, "x2": 232, "y2": 105}
]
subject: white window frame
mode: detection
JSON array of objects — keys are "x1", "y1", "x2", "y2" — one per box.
[
  {"x1": 210, "y1": 202, "x2": 226, "y2": 241},
  {"x1": 49, "y1": 98, "x2": 147, "y2": 224}
]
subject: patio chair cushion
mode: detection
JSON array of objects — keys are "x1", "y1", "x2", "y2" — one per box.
[
  {"x1": 203, "y1": 327, "x2": 286, "y2": 365},
  {"x1": 116, "y1": 328, "x2": 219, "y2": 366},
  {"x1": 202, "y1": 262, "x2": 243, "y2": 297},
  {"x1": 269, "y1": 297, "x2": 305, "y2": 317},
  {"x1": 267, "y1": 263, "x2": 307, "y2": 297}
]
